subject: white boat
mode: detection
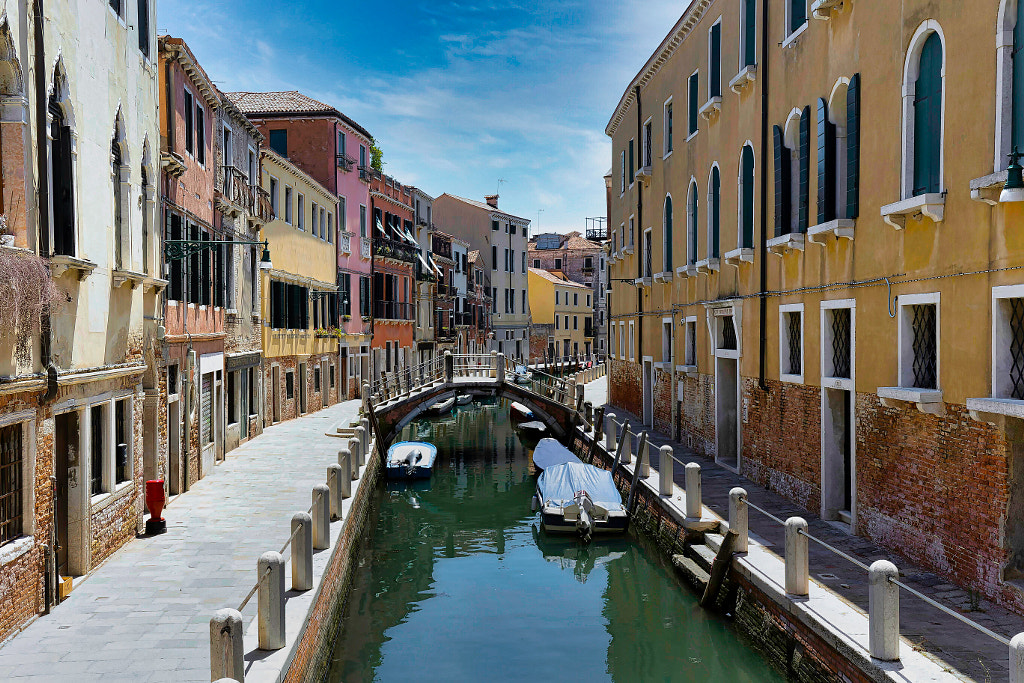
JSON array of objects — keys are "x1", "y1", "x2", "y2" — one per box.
[
  {"x1": 386, "y1": 441, "x2": 438, "y2": 480},
  {"x1": 456, "y1": 394, "x2": 472, "y2": 405},
  {"x1": 518, "y1": 420, "x2": 547, "y2": 435},
  {"x1": 430, "y1": 396, "x2": 456, "y2": 415},
  {"x1": 513, "y1": 365, "x2": 532, "y2": 384},
  {"x1": 531, "y1": 438, "x2": 628, "y2": 541},
  {"x1": 510, "y1": 401, "x2": 534, "y2": 420}
]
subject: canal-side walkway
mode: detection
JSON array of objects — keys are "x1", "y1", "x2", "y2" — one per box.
[
  {"x1": 0, "y1": 399, "x2": 362, "y2": 682},
  {"x1": 583, "y1": 377, "x2": 1021, "y2": 682}
]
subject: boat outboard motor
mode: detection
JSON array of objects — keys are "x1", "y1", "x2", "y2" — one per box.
[
  {"x1": 403, "y1": 449, "x2": 420, "y2": 477},
  {"x1": 574, "y1": 490, "x2": 595, "y2": 543}
]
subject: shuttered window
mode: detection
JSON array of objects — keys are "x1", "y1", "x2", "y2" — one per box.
[
  {"x1": 846, "y1": 74, "x2": 861, "y2": 218},
  {"x1": 710, "y1": 23, "x2": 722, "y2": 98},
  {"x1": 628, "y1": 139, "x2": 635, "y2": 184},
  {"x1": 743, "y1": 0, "x2": 757, "y2": 67},
  {"x1": 790, "y1": 0, "x2": 806, "y2": 35},
  {"x1": 741, "y1": 146, "x2": 755, "y2": 248},
  {"x1": 688, "y1": 183, "x2": 699, "y2": 264},
  {"x1": 688, "y1": 73, "x2": 699, "y2": 135},
  {"x1": 1014, "y1": 1, "x2": 1024, "y2": 151},
  {"x1": 773, "y1": 125, "x2": 791, "y2": 236},
  {"x1": 913, "y1": 33, "x2": 943, "y2": 196},
  {"x1": 663, "y1": 195, "x2": 673, "y2": 271},
  {"x1": 709, "y1": 167, "x2": 721, "y2": 259},
  {"x1": 817, "y1": 98, "x2": 836, "y2": 224},
  {"x1": 798, "y1": 106, "x2": 810, "y2": 232}
]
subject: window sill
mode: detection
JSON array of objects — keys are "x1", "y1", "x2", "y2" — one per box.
[
  {"x1": 676, "y1": 364, "x2": 698, "y2": 378},
  {"x1": 970, "y1": 170, "x2": 1009, "y2": 205},
  {"x1": 653, "y1": 270, "x2": 674, "y2": 283},
  {"x1": 877, "y1": 386, "x2": 944, "y2": 415},
  {"x1": 143, "y1": 277, "x2": 168, "y2": 293},
  {"x1": 633, "y1": 277, "x2": 653, "y2": 288},
  {"x1": 112, "y1": 268, "x2": 147, "y2": 289},
  {"x1": 654, "y1": 361, "x2": 672, "y2": 372},
  {"x1": 729, "y1": 65, "x2": 757, "y2": 94},
  {"x1": 808, "y1": 218, "x2": 855, "y2": 244},
  {"x1": 0, "y1": 536, "x2": 33, "y2": 567},
  {"x1": 967, "y1": 397, "x2": 1024, "y2": 424},
  {"x1": 880, "y1": 194, "x2": 945, "y2": 229},
  {"x1": 635, "y1": 166, "x2": 652, "y2": 186},
  {"x1": 781, "y1": 22, "x2": 809, "y2": 49},
  {"x1": 822, "y1": 375, "x2": 854, "y2": 391},
  {"x1": 50, "y1": 255, "x2": 97, "y2": 281},
  {"x1": 780, "y1": 373, "x2": 804, "y2": 385},
  {"x1": 696, "y1": 258, "x2": 720, "y2": 274},
  {"x1": 811, "y1": 0, "x2": 845, "y2": 20},
  {"x1": 686, "y1": 130, "x2": 699, "y2": 143},
  {"x1": 767, "y1": 233, "x2": 805, "y2": 256},
  {"x1": 724, "y1": 247, "x2": 754, "y2": 265},
  {"x1": 676, "y1": 264, "x2": 699, "y2": 277},
  {"x1": 663, "y1": 150, "x2": 674, "y2": 162},
  {"x1": 622, "y1": 246, "x2": 634, "y2": 255},
  {"x1": 699, "y1": 96, "x2": 723, "y2": 122}
]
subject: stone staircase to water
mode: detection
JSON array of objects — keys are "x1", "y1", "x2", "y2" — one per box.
[{"x1": 671, "y1": 527, "x2": 728, "y2": 598}]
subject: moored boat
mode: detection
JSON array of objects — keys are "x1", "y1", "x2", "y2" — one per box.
[
  {"x1": 456, "y1": 394, "x2": 472, "y2": 405},
  {"x1": 513, "y1": 365, "x2": 532, "y2": 384},
  {"x1": 386, "y1": 441, "x2": 438, "y2": 480},
  {"x1": 430, "y1": 396, "x2": 456, "y2": 415},
  {"x1": 510, "y1": 401, "x2": 534, "y2": 421},
  {"x1": 517, "y1": 420, "x2": 547, "y2": 435}
]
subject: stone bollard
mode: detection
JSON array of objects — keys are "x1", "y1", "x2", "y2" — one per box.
[
  {"x1": 491, "y1": 350, "x2": 498, "y2": 379},
  {"x1": 496, "y1": 353, "x2": 506, "y2": 384},
  {"x1": 594, "y1": 409, "x2": 605, "y2": 442},
  {"x1": 685, "y1": 463, "x2": 701, "y2": 518},
  {"x1": 312, "y1": 485, "x2": 331, "y2": 550},
  {"x1": 584, "y1": 401, "x2": 593, "y2": 427},
  {"x1": 785, "y1": 517, "x2": 809, "y2": 597},
  {"x1": 575, "y1": 383, "x2": 585, "y2": 407},
  {"x1": 327, "y1": 464, "x2": 344, "y2": 520},
  {"x1": 444, "y1": 350, "x2": 454, "y2": 384},
  {"x1": 659, "y1": 445, "x2": 674, "y2": 496},
  {"x1": 621, "y1": 430, "x2": 633, "y2": 465},
  {"x1": 338, "y1": 449, "x2": 353, "y2": 498},
  {"x1": 1011, "y1": 633, "x2": 1024, "y2": 683},
  {"x1": 639, "y1": 440, "x2": 650, "y2": 478},
  {"x1": 349, "y1": 435, "x2": 364, "y2": 472},
  {"x1": 257, "y1": 551, "x2": 285, "y2": 650},
  {"x1": 360, "y1": 417, "x2": 370, "y2": 452},
  {"x1": 869, "y1": 560, "x2": 901, "y2": 661},
  {"x1": 291, "y1": 512, "x2": 313, "y2": 591},
  {"x1": 210, "y1": 608, "x2": 244, "y2": 682},
  {"x1": 604, "y1": 413, "x2": 617, "y2": 451},
  {"x1": 729, "y1": 488, "x2": 749, "y2": 553}
]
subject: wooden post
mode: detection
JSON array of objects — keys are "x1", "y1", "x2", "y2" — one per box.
[
  {"x1": 700, "y1": 529, "x2": 738, "y2": 609},
  {"x1": 361, "y1": 382, "x2": 387, "y2": 464},
  {"x1": 625, "y1": 431, "x2": 648, "y2": 516},
  {"x1": 586, "y1": 407, "x2": 605, "y2": 464},
  {"x1": 609, "y1": 420, "x2": 630, "y2": 478}
]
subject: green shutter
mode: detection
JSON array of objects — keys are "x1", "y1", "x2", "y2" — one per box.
[
  {"x1": 711, "y1": 167, "x2": 721, "y2": 258},
  {"x1": 742, "y1": 145, "x2": 755, "y2": 248},
  {"x1": 913, "y1": 33, "x2": 943, "y2": 195},
  {"x1": 846, "y1": 73, "x2": 861, "y2": 218},
  {"x1": 817, "y1": 98, "x2": 836, "y2": 224},
  {"x1": 664, "y1": 195, "x2": 673, "y2": 271},
  {"x1": 798, "y1": 106, "x2": 810, "y2": 232},
  {"x1": 1013, "y1": 2, "x2": 1024, "y2": 151},
  {"x1": 710, "y1": 24, "x2": 722, "y2": 98},
  {"x1": 773, "y1": 125, "x2": 791, "y2": 236},
  {"x1": 791, "y1": 0, "x2": 806, "y2": 33},
  {"x1": 744, "y1": 0, "x2": 757, "y2": 67},
  {"x1": 689, "y1": 73, "x2": 699, "y2": 134},
  {"x1": 689, "y1": 183, "x2": 698, "y2": 263},
  {"x1": 628, "y1": 140, "x2": 634, "y2": 184}
]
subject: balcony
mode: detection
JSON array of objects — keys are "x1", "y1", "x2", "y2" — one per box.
[
  {"x1": 455, "y1": 311, "x2": 473, "y2": 327},
  {"x1": 340, "y1": 233, "x2": 351, "y2": 255},
  {"x1": 373, "y1": 236, "x2": 418, "y2": 265},
  {"x1": 585, "y1": 225, "x2": 608, "y2": 242},
  {"x1": 360, "y1": 238, "x2": 371, "y2": 260},
  {"x1": 435, "y1": 322, "x2": 456, "y2": 342},
  {"x1": 374, "y1": 300, "x2": 414, "y2": 321},
  {"x1": 216, "y1": 165, "x2": 249, "y2": 217},
  {"x1": 359, "y1": 165, "x2": 381, "y2": 182},
  {"x1": 581, "y1": 264, "x2": 595, "y2": 275},
  {"x1": 336, "y1": 153, "x2": 356, "y2": 172},
  {"x1": 249, "y1": 185, "x2": 274, "y2": 226},
  {"x1": 435, "y1": 282, "x2": 455, "y2": 298},
  {"x1": 431, "y1": 234, "x2": 452, "y2": 260}
]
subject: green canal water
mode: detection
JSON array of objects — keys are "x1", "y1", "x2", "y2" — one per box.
[{"x1": 325, "y1": 399, "x2": 784, "y2": 682}]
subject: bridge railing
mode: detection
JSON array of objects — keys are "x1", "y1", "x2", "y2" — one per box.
[
  {"x1": 511, "y1": 362, "x2": 576, "y2": 406},
  {"x1": 371, "y1": 355, "x2": 445, "y2": 401},
  {"x1": 452, "y1": 353, "x2": 495, "y2": 379}
]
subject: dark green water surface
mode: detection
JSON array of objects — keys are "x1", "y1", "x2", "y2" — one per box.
[{"x1": 325, "y1": 399, "x2": 784, "y2": 682}]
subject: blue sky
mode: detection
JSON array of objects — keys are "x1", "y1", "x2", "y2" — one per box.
[{"x1": 158, "y1": 0, "x2": 684, "y2": 234}]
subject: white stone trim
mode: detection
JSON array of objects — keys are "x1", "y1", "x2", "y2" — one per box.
[
  {"x1": 779, "y1": 303, "x2": 805, "y2": 384},
  {"x1": 900, "y1": 20, "x2": 947, "y2": 199},
  {"x1": 990, "y1": 284, "x2": 1024, "y2": 400},
  {"x1": 820, "y1": 298, "x2": 856, "y2": 392}
]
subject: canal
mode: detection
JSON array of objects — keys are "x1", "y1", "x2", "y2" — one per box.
[{"x1": 325, "y1": 398, "x2": 784, "y2": 682}]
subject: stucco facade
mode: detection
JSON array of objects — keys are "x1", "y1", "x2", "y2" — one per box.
[{"x1": 528, "y1": 268, "x2": 593, "y2": 362}]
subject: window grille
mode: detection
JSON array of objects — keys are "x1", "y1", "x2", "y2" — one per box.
[
  {"x1": 911, "y1": 304, "x2": 937, "y2": 389},
  {"x1": 1009, "y1": 298, "x2": 1024, "y2": 399},
  {"x1": 688, "y1": 323, "x2": 697, "y2": 365},
  {"x1": 90, "y1": 405, "x2": 104, "y2": 496},
  {"x1": 115, "y1": 400, "x2": 129, "y2": 484},
  {"x1": 831, "y1": 308, "x2": 851, "y2": 379},
  {"x1": 0, "y1": 423, "x2": 22, "y2": 546},
  {"x1": 787, "y1": 313, "x2": 802, "y2": 375},
  {"x1": 644, "y1": 231, "x2": 653, "y2": 278},
  {"x1": 721, "y1": 316, "x2": 737, "y2": 350}
]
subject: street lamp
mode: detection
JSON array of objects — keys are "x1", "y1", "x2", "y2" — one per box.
[
  {"x1": 260, "y1": 243, "x2": 273, "y2": 270},
  {"x1": 1001, "y1": 148, "x2": 1024, "y2": 203}
]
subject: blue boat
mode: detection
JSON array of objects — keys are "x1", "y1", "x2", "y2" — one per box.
[{"x1": 386, "y1": 441, "x2": 438, "y2": 480}]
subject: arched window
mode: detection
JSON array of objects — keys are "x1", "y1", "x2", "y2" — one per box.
[
  {"x1": 739, "y1": 145, "x2": 755, "y2": 248},
  {"x1": 816, "y1": 98, "x2": 836, "y2": 224},
  {"x1": 773, "y1": 124, "x2": 790, "y2": 237},
  {"x1": 111, "y1": 113, "x2": 129, "y2": 270},
  {"x1": 798, "y1": 106, "x2": 810, "y2": 231},
  {"x1": 663, "y1": 195, "x2": 673, "y2": 272},
  {"x1": 708, "y1": 166, "x2": 721, "y2": 259},
  {"x1": 49, "y1": 64, "x2": 76, "y2": 257},
  {"x1": 901, "y1": 22, "x2": 945, "y2": 198},
  {"x1": 687, "y1": 180, "x2": 698, "y2": 266},
  {"x1": 997, "y1": 1, "x2": 1024, "y2": 169}
]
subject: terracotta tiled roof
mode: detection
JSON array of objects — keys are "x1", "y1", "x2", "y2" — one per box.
[
  {"x1": 527, "y1": 233, "x2": 602, "y2": 252},
  {"x1": 529, "y1": 267, "x2": 589, "y2": 289},
  {"x1": 225, "y1": 91, "x2": 372, "y2": 141}
]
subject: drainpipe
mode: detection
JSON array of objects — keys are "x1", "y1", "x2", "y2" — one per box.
[
  {"x1": 757, "y1": 0, "x2": 771, "y2": 392},
  {"x1": 634, "y1": 85, "x2": 643, "y2": 399}
]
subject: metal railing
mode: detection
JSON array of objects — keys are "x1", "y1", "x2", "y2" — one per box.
[
  {"x1": 220, "y1": 165, "x2": 249, "y2": 208},
  {"x1": 373, "y1": 300, "x2": 414, "y2": 321},
  {"x1": 336, "y1": 153, "x2": 356, "y2": 171},
  {"x1": 373, "y1": 236, "x2": 419, "y2": 264},
  {"x1": 358, "y1": 165, "x2": 380, "y2": 182},
  {"x1": 251, "y1": 185, "x2": 274, "y2": 222},
  {"x1": 360, "y1": 238, "x2": 371, "y2": 259}
]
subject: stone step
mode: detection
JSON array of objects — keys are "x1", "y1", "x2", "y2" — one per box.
[
  {"x1": 688, "y1": 543, "x2": 717, "y2": 573},
  {"x1": 671, "y1": 553, "x2": 710, "y2": 592},
  {"x1": 705, "y1": 531, "x2": 726, "y2": 553}
]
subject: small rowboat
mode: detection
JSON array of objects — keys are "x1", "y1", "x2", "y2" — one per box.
[
  {"x1": 430, "y1": 396, "x2": 456, "y2": 415},
  {"x1": 513, "y1": 365, "x2": 532, "y2": 384},
  {"x1": 510, "y1": 401, "x2": 534, "y2": 421},
  {"x1": 386, "y1": 441, "x2": 438, "y2": 480},
  {"x1": 456, "y1": 394, "x2": 472, "y2": 405},
  {"x1": 518, "y1": 420, "x2": 547, "y2": 435}
]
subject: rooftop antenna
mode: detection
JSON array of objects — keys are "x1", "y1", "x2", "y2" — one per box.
[
  {"x1": 536, "y1": 209, "x2": 544, "y2": 238},
  {"x1": 496, "y1": 178, "x2": 506, "y2": 196}
]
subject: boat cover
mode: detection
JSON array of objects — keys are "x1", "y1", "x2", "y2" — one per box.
[
  {"x1": 537, "y1": 462, "x2": 624, "y2": 510},
  {"x1": 519, "y1": 421, "x2": 547, "y2": 433},
  {"x1": 532, "y1": 438, "x2": 581, "y2": 470}
]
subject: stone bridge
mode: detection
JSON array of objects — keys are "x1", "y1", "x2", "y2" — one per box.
[{"x1": 359, "y1": 353, "x2": 605, "y2": 448}]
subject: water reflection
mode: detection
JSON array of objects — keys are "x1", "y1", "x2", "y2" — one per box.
[{"x1": 324, "y1": 400, "x2": 783, "y2": 682}]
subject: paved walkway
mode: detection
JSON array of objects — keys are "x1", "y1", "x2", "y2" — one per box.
[
  {"x1": 0, "y1": 400, "x2": 361, "y2": 682},
  {"x1": 583, "y1": 377, "x2": 1021, "y2": 682}
]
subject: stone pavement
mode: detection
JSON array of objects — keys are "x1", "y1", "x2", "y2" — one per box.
[
  {"x1": 0, "y1": 399, "x2": 361, "y2": 682},
  {"x1": 583, "y1": 377, "x2": 1021, "y2": 682}
]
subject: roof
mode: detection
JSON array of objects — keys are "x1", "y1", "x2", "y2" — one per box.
[
  {"x1": 160, "y1": 36, "x2": 220, "y2": 110},
  {"x1": 527, "y1": 231, "x2": 602, "y2": 252},
  {"x1": 529, "y1": 268, "x2": 590, "y2": 289},
  {"x1": 260, "y1": 147, "x2": 337, "y2": 206},
  {"x1": 226, "y1": 91, "x2": 373, "y2": 142},
  {"x1": 437, "y1": 193, "x2": 530, "y2": 223}
]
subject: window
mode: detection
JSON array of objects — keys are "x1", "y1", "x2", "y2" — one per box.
[
  {"x1": 741, "y1": 0, "x2": 756, "y2": 68},
  {"x1": 195, "y1": 103, "x2": 206, "y2": 165},
  {"x1": 114, "y1": 399, "x2": 130, "y2": 484},
  {"x1": 662, "y1": 319, "x2": 672, "y2": 363},
  {"x1": 688, "y1": 72, "x2": 699, "y2": 136},
  {"x1": 297, "y1": 194, "x2": 304, "y2": 230},
  {"x1": 709, "y1": 21, "x2": 722, "y2": 99},
  {"x1": 555, "y1": 291, "x2": 560, "y2": 305},
  {"x1": 779, "y1": 305, "x2": 803, "y2": 382},
  {"x1": 137, "y1": 0, "x2": 150, "y2": 57},
  {"x1": 620, "y1": 151, "x2": 626, "y2": 194},
  {"x1": 49, "y1": 92, "x2": 76, "y2": 257},
  {"x1": 522, "y1": 253, "x2": 526, "y2": 274},
  {"x1": 619, "y1": 323, "x2": 625, "y2": 360},
  {"x1": 664, "y1": 99, "x2": 674, "y2": 155},
  {"x1": 286, "y1": 372, "x2": 294, "y2": 399},
  {"x1": 643, "y1": 229, "x2": 653, "y2": 278},
  {"x1": 327, "y1": 212, "x2": 333, "y2": 244},
  {"x1": 685, "y1": 318, "x2": 698, "y2": 366},
  {"x1": 997, "y1": 4, "x2": 1024, "y2": 170},
  {"x1": 629, "y1": 321, "x2": 635, "y2": 360},
  {"x1": 112, "y1": 141, "x2": 125, "y2": 269},
  {"x1": 491, "y1": 219, "x2": 499, "y2": 231},
  {"x1": 992, "y1": 287, "x2": 1024, "y2": 399},
  {"x1": 573, "y1": 316, "x2": 579, "y2": 330},
  {"x1": 573, "y1": 293, "x2": 579, "y2": 306},
  {"x1": 708, "y1": 167, "x2": 721, "y2": 259},
  {"x1": 284, "y1": 187, "x2": 293, "y2": 224},
  {"x1": 492, "y1": 246, "x2": 497, "y2": 270},
  {"x1": 228, "y1": 371, "x2": 237, "y2": 425},
  {"x1": 183, "y1": 89, "x2": 194, "y2": 155},
  {"x1": 564, "y1": 315, "x2": 570, "y2": 330},
  {"x1": 897, "y1": 294, "x2": 939, "y2": 389},
  {"x1": 0, "y1": 423, "x2": 24, "y2": 546},
  {"x1": 846, "y1": 74, "x2": 861, "y2": 218},
  {"x1": 555, "y1": 315, "x2": 560, "y2": 330},
  {"x1": 359, "y1": 204, "x2": 367, "y2": 237},
  {"x1": 314, "y1": 367, "x2": 321, "y2": 393},
  {"x1": 533, "y1": 258, "x2": 540, "y2": 269},
  {"x1": 910, "y1": 30, "x2": 943, "y2": 196},
  {"x1": 643, "y1": 119, "x2": 653, "y2": 168},
  {"x1": 663, "y1": 195, "x2": 673, "y2": 271},
  {"x1": 687, "y1": 181, "x2": 698, "y2": 265},
  {"x1": 109, "y1": 0, "x2": 122, "y2": 16},
  {"x1": 90, "y1": 404, "x2": 106, "y2": 496},
  {"x1": 628, "y1": 139, "x2": 635, "y2": 185},
  {"x1": 269, "y1": 129, "x2": 288, "y2": 158},
  {"x1": 823, "y1": 305, "x2": 853, "y2": 380},
  {"x1": 269, "y1": 176, "x2": 279, "y2": 215},
  {"x1": 816, "y1": 98, "x2": 837, "y2": 224},
  {"x1": 554, "y1": 258, "x2": 562, "y2": 270},
  {"x1": 360, "y1": 144, "x2": 367, "y2": 169},
  {"x1": 787, "y1": 0, "x2": 807, "y2": 38},
  {"x1": 739, "y1": 146, "x2": 755, "y2": 248},
  {"x1": 310, "y1": 201, "x2": 318, "y2": 233}
]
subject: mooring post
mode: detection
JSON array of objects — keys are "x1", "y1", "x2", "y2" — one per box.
[
  {"x1": 685, "y1": 463, "x2": 701, "y2": 518},
  {"x1": 604, "y1": 413, "x2": 617, "y2": 451},
  {"x1": 1010, "y1": 634, "x2": 1024, "y2": 683},
  {"x1": 625, "y1": 431, "x2": 648, "y2": 515},
  {"x1": 659, "y1": 445, "x2": 673, "y2": 496},
  {"x1": 784, "y1": 517, "x2": 809, "y2": 597},
  {"x1": 257, "y1": 552, "x2": 285, "y2": 650},
  {"x1": 291, "y1": 512, "x2": 313, "y2": 591},
  {"x1": 327, "y1": 464, "x2": 344, "y2": 520},
  {"x1": 312, "y1": 485, "x2": 330, "y2": 550},
  {"x1": 729, "y1": 488, "x2": 748, "y2": 553},
  {"x1": 575, "y1": 383, "x2": 585, "y2": 409},
  {"x1": 638, "y1": 439, "x2": 650, "y2": 478},
  {"x1": 491, "y1": 350, "x2": 498, "y2": 379},
  {"x1": 621, "y1": 429, "x2": 633, "y2": 465},
  {"x1": 338, "y1": 449, "x2": 353, "y2": 498},
  {"x1": 444, "y1": 350, "x2": 454, "y2": 385},
  {"x1": 496, "y1": 353, "x2": 506, "y2": 384},
  {"x1": 868, "y1": 560, "x2": 901, "y2": 661},
  {"x1": 595, "y1": 408, "x2": 607, "y2": 443},
  {"x1": 584, "y1": 401, "x2": 593, "y2": 428},
  {"x1": 349, "y1": 435, "x2": 363, "y2": 471},
  {"x1": 360, "y1": 417, "x2": 370, "y2": 455},
  {"x1": 209, "y1": 608, "x2": 244, "y2": 682}
]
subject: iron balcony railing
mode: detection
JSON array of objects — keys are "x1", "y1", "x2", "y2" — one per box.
[
  {"x1": 455, "y1": 312, "x2": 473, "y2": 327},
  {"x1": 220, "y1": 165, "x2": 249, "y2": 208},
  {"x1": 585, "y1": 225, "x2": 608, "y2": 241},
  {"x1": 435, "y1": 282, "x2": 454, "y2": 298},
  {"x1": 336, "y1": 153, "x2": 356, "y2": 172},
  {"x1": 250, "y1": 185, "x2": 275, "y2": 222},
  {"x1": 359, "y1": 165, "x2": 381, "y2": 182},
  {"x1": 373, "y1": 300, "x2": 414, "y2": 321},
  {"x1": 373, "y1": 236, "x2": 419, "y2": 265},
  {"x1": 431, "y1": 235, "x2": 452, "y2": 260}
]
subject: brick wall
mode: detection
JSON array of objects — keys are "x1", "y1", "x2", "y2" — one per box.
[
  {"x1": 678, "y1": 372, "x2": 716, "y2": 457},
  {"x1": 609, "y1": 358, "x2": 641, "y2": 417},
  {"x1": 653, "y1": 367, "x2": 673, "y2": 435}
]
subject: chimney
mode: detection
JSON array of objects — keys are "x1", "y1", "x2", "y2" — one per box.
[{"x1": 484, "y1": 194, "x2": 499, "y2": 209}]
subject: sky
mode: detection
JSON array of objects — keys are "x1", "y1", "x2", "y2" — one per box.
[{"x1": 157, "y1": 0, "x2": 685, "y2": 235}]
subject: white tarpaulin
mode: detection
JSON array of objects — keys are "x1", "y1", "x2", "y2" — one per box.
[{"x1": 537, "y1": 461, "x2": 624, "y2": 510}]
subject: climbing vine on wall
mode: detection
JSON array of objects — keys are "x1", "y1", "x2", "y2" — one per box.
[{"x1": 0, "y1": 248, "x2": 64, "y2": 366}]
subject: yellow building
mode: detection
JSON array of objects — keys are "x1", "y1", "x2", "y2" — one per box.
[
  {"x1": 260, "y1": 149, "x2": 340, "y2": 424},
  {"x1": 529, "y1": 268, "x2": 593, "y2": 362},
  {"x1": 606, "y1": 0, "x2": 1024, "y2": 613}
]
